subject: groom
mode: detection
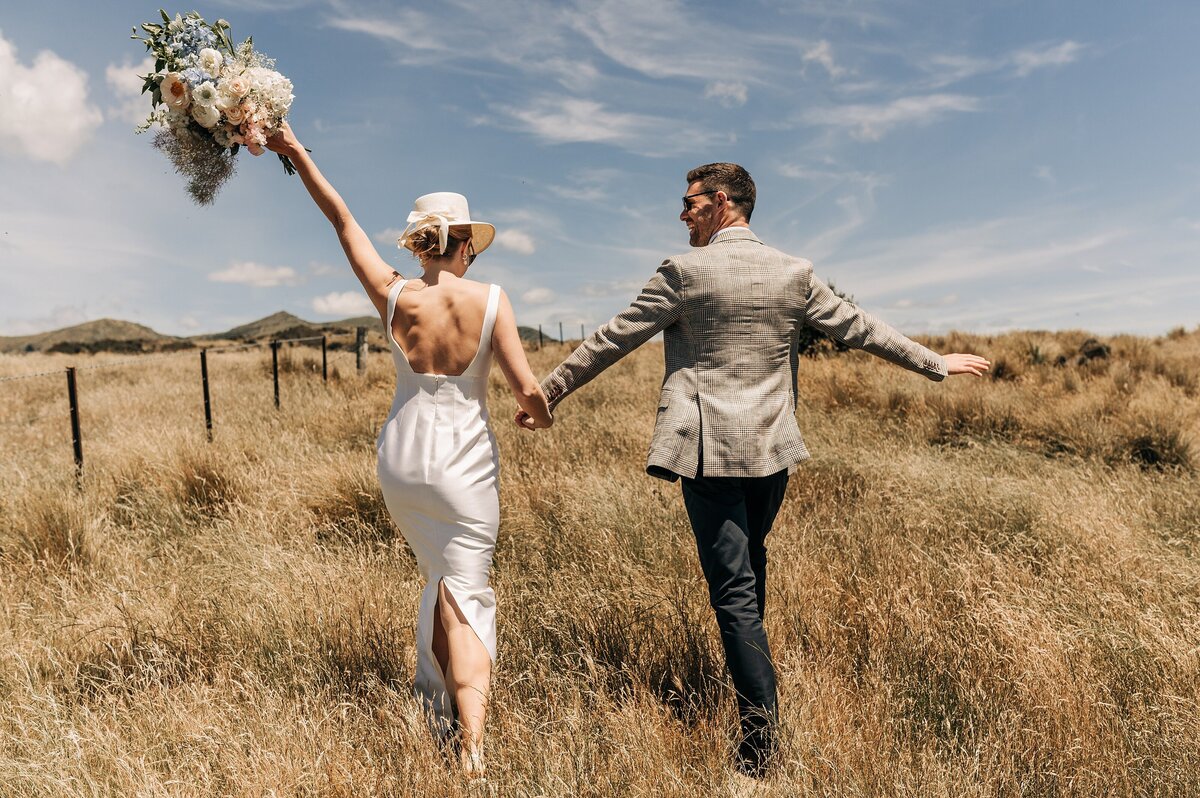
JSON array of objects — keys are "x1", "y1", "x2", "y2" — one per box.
[{"x1": 522, "y1": 163, "x2": 989, "y2": 775}]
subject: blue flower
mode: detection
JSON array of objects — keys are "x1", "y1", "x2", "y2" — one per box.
[{"x1": 181, "y1": 67, "x2": 212, "y2": 86}]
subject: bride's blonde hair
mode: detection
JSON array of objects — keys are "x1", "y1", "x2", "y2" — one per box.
[{"x1": 408, "y1": 225, "x2": 471, "y2": 261}]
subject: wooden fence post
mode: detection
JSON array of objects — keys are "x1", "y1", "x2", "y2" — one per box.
[
  {"x1": 200, "y1": 349, "x2": 213, "y2": 442},
  {"x1": 356, "y1": 327, "x2": 367, "y2": 375},
  {"x1": 321, "y1": 335, "x2": 328, "y2": 382},
  {"x1": 271, "y1": 340, "x2": 281, "y2": 410},
  {"x1": 65, "y1": 367, "x2": 83, "y2": 486},
  {"x1": 538, "y1": 324, "x2": 543, "y2": 350},
  {"x1": 580, "y1": 323, "x2": 584, "y2": 342},
  {"x1": 559, "y1": 322, "x2": 564, "y2": 344}
]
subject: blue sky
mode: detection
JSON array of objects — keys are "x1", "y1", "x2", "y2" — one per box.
[{"x1": 1, "y1": 1, "x2": 1197, "y2": 337}]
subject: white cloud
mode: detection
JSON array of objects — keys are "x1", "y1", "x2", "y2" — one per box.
[
  {"x1": 373, "y1": 227, "x2": 406, "y2": 246},
  {"x1": 308, "y1": 261, "x2": 342, "y2": 276},
  {"x1": 819, "y1": 213, "x2": 1126, "y2": 302},
  {"x1": 1012, "y1": 41, "x2": 1083, "y2": 77},
  {"x1": 496, "y1": 229, "x2": 537, "y2": 255},
  {"x1": 493, "y1": 94, "x2": 729, "y2": 155},
  {"x1": 522, "y1": 287, "x2": 555, "y2": 304},
  {"x1": 565, "y1": 0, "x2": 755, "y2": 82},
  {"x1": 804, "y1": 94, "x2": 980, "y2": 141},
  {"x1": 919, "y1": 40, "x2": 1085, "y2": 89},
  {"x1": 0, "y1": 31, "x2": 103, "y2": 164},
  {"x1": 209, "y1": 261, "x2": 302, "y2": 287},
  {"x1": 326, "y1": 12, "x2": 446, "y2": 53},
  {"x1": 1035, "y1": 165, "x2": 1055, "y2": 184},
  {"x1": 546, "y1": 167, "x2": 623, "y2": 203},
  {"x1": 890, "y1": 294, "x2": 958, "y2": 310},
  {"x1": 704, "y1": 81, "x2": 748, "y2": 107},
  {"x1": 105, "y1": 57, "x2": 155, "y2": 126},
  {"x1": 312, "y1": 291, "x2": 375, "y2": 317},
  {"x1": 497, "y1": 96, "x2": 653, "y2": 145},
  {"x1": 803, "y1": 40, "x2": 846, "y2": 78},
  {"x1": 0, "y1": 304, "x2": 89, "y2": 336},
  {"x1": 919, "y1": 53, "x2": 994, "y2": 89},
  {"x1": 581, "y1": 278, "x2": 647, "y2": 297}
]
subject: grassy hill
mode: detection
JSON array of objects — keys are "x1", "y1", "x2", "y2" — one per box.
[
  {"x1": 0, "y1": 318, "x2": 184, "y2": 354},
  {"x1": 4, "y1": 312, "x2": 558, "y2": 354},
  {"x1": 208, "y1": 311, "x2": 315, "y2": 342}
]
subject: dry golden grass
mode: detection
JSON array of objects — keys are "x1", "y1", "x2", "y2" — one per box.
[{"x1": 0, "y1": 329, "x2": 1197, "y2": 797}]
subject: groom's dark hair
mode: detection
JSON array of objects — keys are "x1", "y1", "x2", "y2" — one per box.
[{"x1": 686, "y1": 163, "x2": 756, "y2": 221}]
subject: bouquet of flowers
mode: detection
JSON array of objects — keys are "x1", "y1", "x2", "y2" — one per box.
[{"x1": 132, "y1": 10, "x2": 295, "y2": 204}]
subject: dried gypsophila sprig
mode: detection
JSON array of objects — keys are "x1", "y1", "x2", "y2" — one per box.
[{"x1": 153, "y1": 126, "x2": 237, "y2": 206}]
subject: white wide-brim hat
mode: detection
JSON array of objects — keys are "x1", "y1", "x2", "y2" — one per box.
[{"x1": 397, "y1": 192, "x2": 496, "y2": 256}]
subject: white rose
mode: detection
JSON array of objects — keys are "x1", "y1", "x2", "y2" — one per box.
[
  {"x1": 216, "y1": 76, "x2": 248, "y2": 109},
  {"x1": 215, "y1": 89, "x2": 239, "y2": 111},
  {"x1": 225, "y1": 74, "x2": 249, "y2": 97},
  {"x1": 159, "y1": 73, "x2": 190, "y2": 110},
  {"x1": 215, "y1": 80, "x2": 247, "y2": 111},
  {"x1": 191, "y1": 102, "x2": 221, "y2": 128},
  {"x1": 198, "y1": 48, "x2": 223, "y2": 75},
  {"x1": 192, "y1": 81, "x2": 218, "y2": 106}
]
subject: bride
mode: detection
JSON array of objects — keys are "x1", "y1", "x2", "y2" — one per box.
[{"x1": 264, "y1": 121, "x2": 553, "y2": 780}]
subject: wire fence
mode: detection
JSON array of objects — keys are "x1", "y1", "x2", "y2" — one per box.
[
  {"x1": 0, "y1": 323, "x2": 586, "y2": 488},
  {"x1": 0, "y1": 331, "x2": 365, "y2": 488}
]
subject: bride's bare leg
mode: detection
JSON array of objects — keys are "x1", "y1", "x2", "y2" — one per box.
[
  {"x1": 435, "y1": 580, "x2": 491, "y2": 769},
  {"x1": 432, "y1": 592, "x2": 450, "y2": 676}
]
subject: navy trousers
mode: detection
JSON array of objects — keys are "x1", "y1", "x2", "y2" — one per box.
[{"x1": 680, "y1": 469, "x2": 789, "y2": 774}]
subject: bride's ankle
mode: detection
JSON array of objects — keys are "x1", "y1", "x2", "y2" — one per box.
[{"x1": 460, "y1": 743, "x2": 485, "y2": 775}]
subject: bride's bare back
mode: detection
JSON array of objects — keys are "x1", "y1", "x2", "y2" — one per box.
[{"x1": 390, "y1": 275, "x2": 493, "y2": 376}]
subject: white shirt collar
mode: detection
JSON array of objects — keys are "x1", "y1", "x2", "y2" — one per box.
[{"x1": 708, "y1": 225, "x2": 753, "y2": 245}]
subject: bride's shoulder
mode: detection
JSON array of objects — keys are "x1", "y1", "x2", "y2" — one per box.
[{"x1": 460, "y1": 277, "x2": 501, "y2": 295}]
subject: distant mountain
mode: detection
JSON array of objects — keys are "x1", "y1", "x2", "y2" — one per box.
[
  {"x1": 1, "y1": 313, "x2": 549, "y2": 355},
  {"x1": 201, "y1": 311, "x2": 384, "y2": 342},
  {"x1": 0, "y1": 319, "x2": 183, "y2": 354},
  {"x1": 209, "y1": 311, "x2": 313, "y2": 341}
]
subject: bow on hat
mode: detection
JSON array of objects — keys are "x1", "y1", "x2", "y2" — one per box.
[{"x1": 397, "y1": 209, "x2": 454, "y2": 254}]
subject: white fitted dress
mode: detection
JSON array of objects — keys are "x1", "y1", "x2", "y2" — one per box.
[{"x1": 375, "y1": 279, "x2": 501, "y2": 737}]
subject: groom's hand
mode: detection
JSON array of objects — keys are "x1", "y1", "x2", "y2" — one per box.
[{"x1": 944, "y1": 353, "x2": 991, "y2": 376}]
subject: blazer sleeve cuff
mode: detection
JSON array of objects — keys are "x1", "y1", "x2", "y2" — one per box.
[{"x1": 541, "y1": 371, "x2": 569, "y2": 411}]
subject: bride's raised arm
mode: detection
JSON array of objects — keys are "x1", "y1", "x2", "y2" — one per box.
[{"x1": 264, "y1": 121, "x2": 397, "y2": 319}]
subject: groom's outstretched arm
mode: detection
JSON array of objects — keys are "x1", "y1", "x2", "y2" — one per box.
[
  {"x1": 541, "y1": 260, "x2": 684, "y2": 411},
  {"x1": 805, "y1": 273, "x2": 948, "y2": 381}
]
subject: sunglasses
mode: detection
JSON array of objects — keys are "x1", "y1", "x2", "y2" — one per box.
[
  {"x1": 466, "y1": 240, "x2": 477, "y2": 266},
  {"x1": 682, "y1": 189, "x2": 718, "y2": 212}
]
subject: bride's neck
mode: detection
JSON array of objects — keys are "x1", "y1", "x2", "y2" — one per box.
[{"x1": 418, "y1": 257, "x2": 464, "y2": 284}]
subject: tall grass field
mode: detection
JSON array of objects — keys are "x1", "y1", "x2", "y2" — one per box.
[{"x1": 0, "y1": 328, "x2": 1197, "y2": 796}]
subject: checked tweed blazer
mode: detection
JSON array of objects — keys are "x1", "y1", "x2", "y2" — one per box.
[{"x1": 541, "y1": 227, "x2": 948, "y2": 481}]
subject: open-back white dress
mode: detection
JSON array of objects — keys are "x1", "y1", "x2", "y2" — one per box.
[{"x1": 375, "y1": 279, "x2": 501, "y2": 737}]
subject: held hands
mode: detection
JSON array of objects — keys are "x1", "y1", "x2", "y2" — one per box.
[
  {"x1": 944, "y1": 353, "x2": 991, "y2": 377},
  {"x1": 514, "y1": 409, "x2": 553, "y2": 430}
]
